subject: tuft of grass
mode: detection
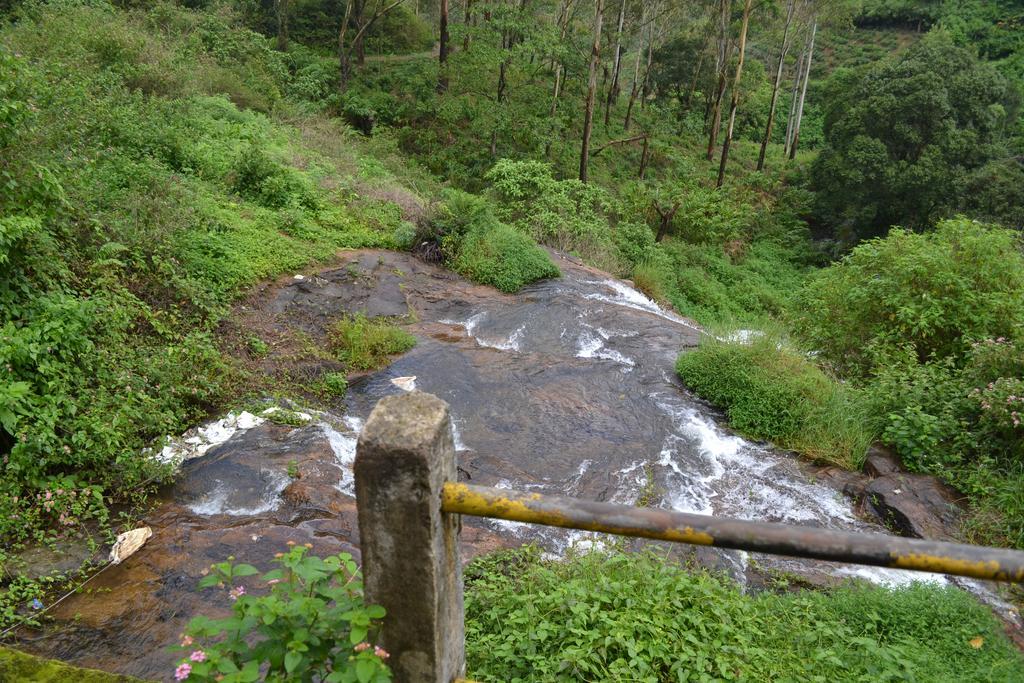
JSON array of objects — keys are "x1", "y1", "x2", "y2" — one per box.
[
  {"x1": 676, "y1": 335, "x2": 875, "y2": 467},
  {"x1": 329, "y1": 313, "x2": 416, "y2": 371},
  {"x1": 465, "y1": 547, "x2": 1024, "y2": 683}
]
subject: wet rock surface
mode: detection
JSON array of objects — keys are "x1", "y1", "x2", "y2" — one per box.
[{"x1": 16, "y1": 250, "x2": 1022, "y2": 678}]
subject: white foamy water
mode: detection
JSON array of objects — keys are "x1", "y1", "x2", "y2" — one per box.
[
  {"x1": 575, "y1": 327, "x2": 635, "y2": 367},
  {"x1": 186, "y1": 469, "x2": 290, "y2": 516},
  {"x1": 583, "y1": 278, "x2": 703, "y2": 334},
  {"x1": 324, "y1": 422, "x2": 359, "y2": 495},
  {"x1": 441, "y1": 313, "x2": 527, "y2": 351}
]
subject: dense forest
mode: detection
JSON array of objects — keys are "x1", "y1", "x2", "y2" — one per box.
[{"x1": 2, "y1": 0, "x2": 1024, "y2": 680}]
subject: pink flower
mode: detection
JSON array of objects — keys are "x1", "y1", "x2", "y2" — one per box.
[
  {"x1": 174, "y1": 663, "x2": 192, "y2": 681},
  {"x1": 229, "y1": 586, "x2": 246, "y2": 601},
  {"x1": 180, "y1": 635, "x2": 194, "y2": 647},
  {"x1": 266, "y1": 579, "x2": 281, "y2": 585},
  {"x1": 354, "y1": 642, "x2": 371, "y2": 653},
  {"x1": 374, "y1": 645, "x2": 390, "y2": 660},
  {"x1": 189, "y1": 650, "x2": 207, "y2": 662}
]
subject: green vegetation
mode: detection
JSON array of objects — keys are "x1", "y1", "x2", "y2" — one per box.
[
  {"x1": 179, "y1": 546, "x2": 391, "y2": 682},
  {"x1": 329, "y1": 313, "x2": 416, "y2": 371},
  {"x1": 465, "y1": 547, "x2": 1024, "y2": 682},
  {"x1": 2, "y1": 0, "x2": 1024, "y2": 672},
  {"x1": 676, "y1": 336, "x2": 873, "y2": 468},
  {"x1": 683, "y1": 218, "x2": 1024, "y2": 546},
  {"x1": 813, "y1": 33, "x2": 1018, "y2": 240}
]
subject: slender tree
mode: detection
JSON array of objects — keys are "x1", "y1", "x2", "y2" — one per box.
[
  {"x1": 716, "y1": 0, "x2": 752, "y2": 187},
  {"x1": 274, "y1": 0, "x2": 291, "y2": 52},
  {"x1": 338, "y1": 0, "x2": 406, "y2": 91},
  {"x1": 789, "y1": 18, "x2": 816, "y2": 159},
  {"x1": 757, "y1": 0, "x2": 797, "y2": 171},
  {"x1": 783, "y1": 40, "x2": 805, "y2": 156},
  {"x1": 623, "y1": 3, "x2": 647, "y2": 131},
  {"x1": 603, "y1": 0, "x2": 627, "y2": 126},
  {"x1": 705, "y1": 0, "x2": 732, "y2": 161},
  {"x1": 579, "y1": 0, "x2": 605, "y2": 182},
  {"x1": 438, "y1": 0, "x2": 450, "y2": 92}
]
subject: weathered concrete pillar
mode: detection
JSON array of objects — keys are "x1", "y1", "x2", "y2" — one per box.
[{"x1": 355, "y1": 392, "x2": 465, "y2": 682}]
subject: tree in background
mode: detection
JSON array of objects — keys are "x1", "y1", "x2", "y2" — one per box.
[
  {"x1": 811, "y1": 31, "x2": 1013, "y2": 242},
  {"x1": 579, "y1": 0, "x2": 603, "y2": 182}
]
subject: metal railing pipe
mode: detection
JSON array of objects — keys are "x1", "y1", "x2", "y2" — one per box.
[{"x1": 441, "y1": 482, "x2": 1024, "y2": 583}]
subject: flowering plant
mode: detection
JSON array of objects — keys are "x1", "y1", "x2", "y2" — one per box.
[{"x1": 173, "y1": 545, "x2": 391, "y2": 682}]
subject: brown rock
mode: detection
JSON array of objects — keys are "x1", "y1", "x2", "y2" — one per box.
[
  {"x1": 864, "y1": 473, "x2": 964, "y2": 541},
  {"x1": 863, "y1": 444, "x2": 902, "y2": 478}
]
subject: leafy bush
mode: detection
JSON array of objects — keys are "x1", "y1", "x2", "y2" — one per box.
[
  {"x1": 329, "y1": 313, "x2": 416, "y2": 371},
  {"x1": 177, "y1": 546, "x2": 391, "y2": 682},
  {"x1": 419, "y1": 189, "x2": 560, "y2": 292},
  {"x1": 485, "y1": 159, "x2": 618, "y2": 267},
  {"x1": 793, "y1": 218, "x2": 1024, "y2": 377},
  {"x1": 676, "y1": 336, "x2": 874, "y2": 467},
  {"x1": 319, "y1": 372, "x2": 349, "y2": 398},
  {"x1": 465, "y1": 547, "x2": 1024, "y2": 682},
  {"x1": 453, "y1": 223, "x2": 561, "y2": 293}
]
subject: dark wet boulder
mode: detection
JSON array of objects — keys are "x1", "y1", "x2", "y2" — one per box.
[
  {"x1": 863, "y1": 444, "x2": 901, "y2": 478},
  {"x1": 864, "y1": 473, "x2": 964, "y2": 541}
]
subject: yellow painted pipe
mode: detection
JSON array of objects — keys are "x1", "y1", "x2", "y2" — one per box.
[{"x1": 441, "y1": 482, "x2": 1024, "y2": 583}]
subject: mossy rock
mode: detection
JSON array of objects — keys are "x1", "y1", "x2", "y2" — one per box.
[{"x1": 0, "y1": 647, "x2": 148, "y2": 682}]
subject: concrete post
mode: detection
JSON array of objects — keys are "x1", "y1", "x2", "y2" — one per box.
[{"x1": 355, "y1": 392, "x2": 465, "y2": 682}]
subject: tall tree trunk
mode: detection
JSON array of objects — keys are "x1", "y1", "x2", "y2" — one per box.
[
  {"x1": 638, "y1": 135, "x2": 650, "y2": 179},
  {"x1": 603, "y1": 0, "x2": 627, "y2": 126},
  {"x1": 463, "y1": 0, "x2": 474, "y2": 50},
  {"x1": 275, "y1": 0, "x2": 291, "y2": 51},
  {"x1": 716, "y1": 0, "x2": 752, "y2": 188},
  {"x1": 640, "y1": 23, "x2": 655, "y2": 107},
  {"x1": 338, "y1": 0, "x2": 356, "y2": 91},
  {"x1": 705, "y1": 0, "x2": 731, "y2": 161},
  {"x1": 783, "y1": 43, "x2": 805, "y2": 157},
  {"x1": 544, "y1": 64, "x2": 563, "y2": 158},
  {"x1": 788, "y1": 19, "x2": 815, "y2": 160},
  {"x1": 438, "y1": 0, "x2": 450, "y2": 92},
  {"x1": 623, "y1": 4, "x2": 647, "y2": 131},
  {"x1": 579, "y1": 0, "x2": 604, "y2": 183},
  {"x1": 757, "y1": 0, "x2": 795, "y2": 171}
]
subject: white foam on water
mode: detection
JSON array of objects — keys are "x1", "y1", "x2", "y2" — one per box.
[
  {"x1": 724, "y1": 329, "x2": 764, "y2": 344},
  {"x1": 442, "y1": 313, "x2": 526, "y2": 352},
  {"x1": 155, "y1": 411, "x2": 266, "y2": 467},
  {"x1": 451, "y1": 418, "x2": 470, "y2": 451},
  {"x1": 186, "y1": 470, "x2": 290, "y2": 517},
  {"x1": 575, "y1": 328, "x2": 636, "y2": 367},
  {"x1": 835, "y1": 565, "x2": 948, "y2": 587},
  {"x1": 324, "y1": 422, "x2": 359, "y2": 495},
  {"x1": 582, "y1": 278, "x2": 703, "y2": 333}
]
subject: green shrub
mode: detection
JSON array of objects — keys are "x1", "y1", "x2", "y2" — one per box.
[
  {"x1": 178, "y1": 546, "x2": 391, "y2": 682},
  {"x1": 320, "y1": 372, "x2": 349, "y2": 398},
  {"x1": 793, "y1": 218, "x2": 1024, "y2": 377},
  {"x1": 453, "y1": 223, "x2": 561, "y2": 293},
  {"x1": 329, "y1": 313, "x2": 416, "y2": 371},
  {"x1": 465, "y1": 547, "x2": 1024, "y2": 682},
  {"x1": 676, "y1": 336, "x2": 874, "y2": 467}
]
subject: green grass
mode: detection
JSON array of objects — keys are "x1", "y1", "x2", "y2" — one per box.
[
  {"x1": 465, "y1": 547, "x2": 1024, "y2": 682},
  {"x1": 329, "y1": 313, "x2": 416, "y2": 371},
  {"x1": 676, "y1": 335, "x2": 875, "y2": 468}
]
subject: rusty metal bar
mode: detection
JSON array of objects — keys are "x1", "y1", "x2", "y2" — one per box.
[{"x1": 441, "y1": 482, "x2": 1024, "y2": 583}]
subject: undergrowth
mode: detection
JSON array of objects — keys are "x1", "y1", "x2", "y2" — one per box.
[{"x1": 465, "y1": 547, "x2": 1024, "y2": 682}]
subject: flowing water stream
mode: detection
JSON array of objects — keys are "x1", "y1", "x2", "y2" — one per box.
[{"x1": 15, "y1": 250, "x2": 1019, "y2": 679}]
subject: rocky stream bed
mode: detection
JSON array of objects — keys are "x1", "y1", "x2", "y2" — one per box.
[{"x1": 12, "y1": 250, "x2": 1023, "y2": 679}]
